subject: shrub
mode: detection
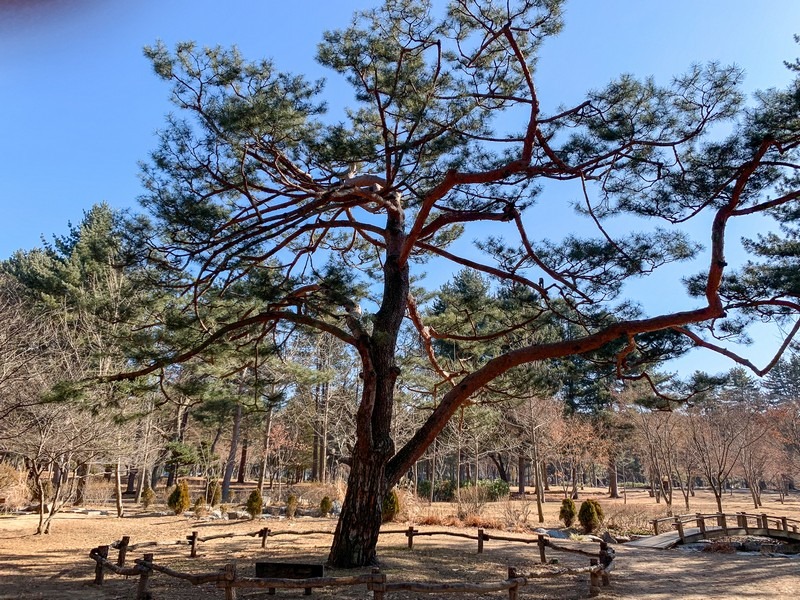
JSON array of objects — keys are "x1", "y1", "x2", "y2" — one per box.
[
  {"x1": 382, "y1": 488, "x2": 401, "y2": 523},
  {"x1": 286, "y1": 494, "x2": 298, "y2": 518},
  {"x1": 482, "y1": 479, "x2": 510, "y2": 501},
  {"x1": 559, "y1": 498, "x2": 577, "y2": 527},
  {"x1": 206, "y1": 480, "x2": 222, "y2": 507},
  {"x1": 245, "y1": 489, "x2": 263, "y2": 519},
  {"x1": 167, "y1": 480, "x2": 191, "y2": 515},
  {"x1": 578, "y1": 499, "x2": 604, "y2": 533},
  {"x1": 416, "y1": 479, "x2": 455, "y2": 502},
  {"x1": 193, "y1": 496, "x2": 209, "y2": 517},
  {"x1": 319, "y1": 495, "x2": 333, "y2": 517},
  {"x1": 140, "y1": 485, "x2": 155, "y2": 509}
]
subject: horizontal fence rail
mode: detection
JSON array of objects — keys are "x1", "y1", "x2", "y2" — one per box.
[{"x1": 90, "y1": 526, "x2": 615, "y2": 599}]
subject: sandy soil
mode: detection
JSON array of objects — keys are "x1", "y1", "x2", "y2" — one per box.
[{"x1": 1, "y1": 488, "x2": 798, "y2": 599}]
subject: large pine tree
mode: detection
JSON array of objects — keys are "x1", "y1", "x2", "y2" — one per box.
[{"x1": 111, "y1": 1, "x2": 800, "y2": 566}]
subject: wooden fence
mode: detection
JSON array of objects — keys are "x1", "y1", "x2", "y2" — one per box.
[
  {"x1": 650, "y1": 512, "x2": 800, "y2": 541},
  {"x1": 89, "y1": 526, "x2": 615, "y2": 598}
]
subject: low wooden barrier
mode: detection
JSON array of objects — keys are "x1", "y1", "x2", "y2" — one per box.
[
  {"x1": 91, "y1": 526, "x2": 616, "y2": 599},
  {"x1": 650, "y1": 512, "x2": 800, "y2": 542}
]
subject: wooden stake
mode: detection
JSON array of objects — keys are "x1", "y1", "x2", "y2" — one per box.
[
  {"x1": 537, "y1": 534, "x2": 547, "y2": 564},
  {"x1": 188, "y1": 531, "x2": 199, "y2": 558},
  {"x1": 369, "y1": 567, "x2": 385, "y2": 600},
  {"x1": 117, "y1": 536, "x2": 130, "y2": 567},
  {"x1": 478, "y1": 528, "x2": 484, "y2": 554},
  {"x1": 406, "y1": 526, "x2": 415, "y2": 549},
  {"x1": 589, "y1": 558, "x2": 600, "y2": 597},
  {"x1": 260, "y1": 528, "x2": 270, "y2": 548},
  {"x1": 508, "y1": 567, "x2": 519, "y2": 600},
  {"x1": 94, "y1": 545, "x2": 109, "y2": 585},
  {"x1": 135, "y1": 553, "x2": 153, "y2": 600},
  {"x1": 223, "y1": 563, "x2": 237, "y2": 600}
]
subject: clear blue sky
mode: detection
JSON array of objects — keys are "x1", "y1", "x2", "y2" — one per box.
[{"x1": 2, "y1": 0, "x2": 799, "y2": 374}]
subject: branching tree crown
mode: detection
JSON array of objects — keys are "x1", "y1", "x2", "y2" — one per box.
[{"x1": 117, "y1": 0, "x2": 800, "y2": 567}]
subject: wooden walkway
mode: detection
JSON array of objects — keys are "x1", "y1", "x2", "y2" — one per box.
[{"x1": 626, "y1": 513, "x2": 800, "y2": 550}]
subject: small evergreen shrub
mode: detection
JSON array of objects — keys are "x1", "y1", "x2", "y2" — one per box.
[
  {"x1": 559, "y1": 498, "x2": 577, "y2": 527},
  {"x1": 193, "y1": 496, "x2": 209, "y2": 517},
  {"x1": 319, "y1": 495, "x2": 333, "y2": 517},
  {"x1": 140, "y1": 485, "x2": 155, "y2": 509},
  {"x1": 245, "y1": 489, "x2": 263, "y2": 519},
  {"x1": 382, "y1": 488, "x2": 401, "y2": 523},
  {"x1": 286, "y1": 494, "x2": 298, "y2": 519},
  {"x1": 578, "y1": 499, "x2": 604, "y2": 533},
  {"x1": 206, "y1": 480, "x2": 222, "y2": 507},
  {"x1": 167, "y1": 480, "x2": 191, "y2": 515}
]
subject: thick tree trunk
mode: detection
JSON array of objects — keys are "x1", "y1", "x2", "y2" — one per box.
[
  {"x1": 328, "y1": 449, "x2": 388, "y2": 567},
  {"x1": 237, "y1": 437, "x2": 249, "y2": 484},
  {"x1": 222, "y1": 402, "x2": 243, "y2": 502},
  {"x1": 328, "y1": 215, "x2": 407, "y2": 568}
]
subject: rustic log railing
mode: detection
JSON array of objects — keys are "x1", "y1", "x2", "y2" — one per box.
[
  {"x1": 113, "y1": 524, "x2": 606, "y2": 565},
  {"x1": 650, "y1": 512, "x2": 800, "y2": 542},
  {"x1": 91, "y1": 527, "x2": 615, "y2": 599}
]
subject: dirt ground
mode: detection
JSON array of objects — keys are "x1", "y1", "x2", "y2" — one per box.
[{"x1": 1, "y1": 487, "x2": 798, "y2": 599}]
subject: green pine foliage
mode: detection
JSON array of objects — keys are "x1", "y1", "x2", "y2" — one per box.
[
  {"x1": 559, "y1": 498, "x2": 577, "y2": 527},
  {"x1": 319, "y1": 496, "x2": 333, "y2": 517},
  {"x1": 167, "y1": 480, "x2": 191, "y2": 515},
  {"x1": 140, "y1": 485, "x2": 155, "y2": 509},
  {"x1": 578, "y1": 499, "x2": 604, "y2": 533},
  {"x1": 245, "y1": 489, "x2": 263, "y2": 519},
  {"x1": 381, "y1": 489, "x2": 401, "y2": 523},
  {"x1": 286, "y1": 494, "x2": 298, "y2": 519},
  {"x1": 206, "y1": 480, "x2": 222, "y2": 507}
]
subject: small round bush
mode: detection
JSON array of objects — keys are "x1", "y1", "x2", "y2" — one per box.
[
  {"x1": 286, "y1": 494, "x2": 298, "y2": 519},
  {"x1": 167, "y1": 480, "x2": 191, "y2": 515},
  {"x1": 140, "y1": 485, "x2": 155, "y2": 509},
  {"x1": 319, "y1": 495, "x2": 333, "y2": 517},
  {"x1": 578, "y1": 499, "x2": 604, "y2": 533},
  {"x1": 559, "y1": 498, "x2": 577, "y2": 527},
  {"x1": 382, "y1": 488, "x2": 401, "y2": 523},
  {"x1": 245, "y1": 489, "x2": 263, "y2": 519}
]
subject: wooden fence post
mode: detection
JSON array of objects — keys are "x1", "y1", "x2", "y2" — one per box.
[
  {"x1": 674, "y1": 518, "x2": 685, "y2": 543},
  {"x1": 117, "y1": 536, "x2": 130, "y2": 567},
  {"x1": 406, "y1": 526, "x2": 415, "y2": 549},
  {"x1": 368, "y1": 567, "x2": 386, "y2": 600},
  {"x1": 651, "y1": 519, "x2": 659, "y2": 535},
  {"x1": 94, "y1": 545, "x2": 109, "y2": 585},
  {"x1": 508, "y1": 567, "x2": 519, "y2": 600},
  {"x1": 260, "y1": 528, "x2": 270, "y2": 548},
  {"x1": 717, "y1": 513, "x2": 727, "y2": 534},
  {"x1": 537, "y1": 534, "x2": 547, "y2": 564},
  {"x1": 589, "y1": 558, "x2": 600, "y2": 597},
  {"x1": 223, "y1": 563, "x2": 237, "y2": 600},
  {"x1": 760, "y1": 513, "x2": 768, "y2": 529},
  {"x1": 696, "y1": 514, "x2": 706, "y2": 537},
  {"x1": 188, "y1": 531, "x2": 199, "y2": 558},
  {"x1": 136, "y1": 553, "x2": 153, "y2": 600},
  {"x1": 478, "y1": 528, "x2": 484, "y2": 554},
  {"x1": 781, "y1": 516, "x2": 788, "y2": 531}
]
